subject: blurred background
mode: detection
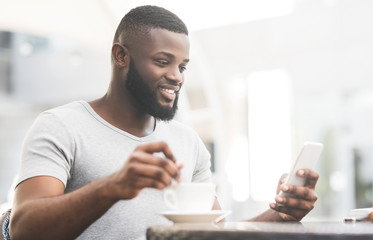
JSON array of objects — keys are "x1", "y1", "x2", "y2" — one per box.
[{"x1": 1, "y1": 0, "x2": 373, "y2": 222}]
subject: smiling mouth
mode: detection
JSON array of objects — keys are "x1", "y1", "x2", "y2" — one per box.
[
  {"x1": 159, "y1": 87, "x2": 178, "y2": 102},
  {"x1": 160, "y1": 88, "x2": 176, "y2": 94}
]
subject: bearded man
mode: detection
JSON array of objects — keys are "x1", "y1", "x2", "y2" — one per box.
[{"x1": 8, "y1": 5, "x2": 319, "y2": 240}]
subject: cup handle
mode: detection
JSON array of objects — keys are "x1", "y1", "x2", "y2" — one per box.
[{"x1": 163, "y1": 188, "x2": 178, "y2": 210}]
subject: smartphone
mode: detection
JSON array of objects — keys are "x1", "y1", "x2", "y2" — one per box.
[{"x1": 280, "y1": 142, "x2": 323, "y2": 197}]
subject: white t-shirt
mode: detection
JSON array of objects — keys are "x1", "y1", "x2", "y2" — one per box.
[{"x1": 16, "y1": 101, "x2": 213, "y2": 240}]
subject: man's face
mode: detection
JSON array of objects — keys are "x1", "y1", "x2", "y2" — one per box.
[
  {"x1": 124, "y1": 28, "x2": 190, "y2": 121},
  {"x1": 125, "y1": 58, "x2": 179, "y2": 121}
]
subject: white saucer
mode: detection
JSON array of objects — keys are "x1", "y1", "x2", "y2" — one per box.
[{"x1": 159, "y1": 210, "x2": 231, "y2": 223}]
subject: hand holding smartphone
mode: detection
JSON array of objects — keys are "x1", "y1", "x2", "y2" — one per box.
[{"x1": 280, "y1": 142, "x2": 323, "y2": 197}]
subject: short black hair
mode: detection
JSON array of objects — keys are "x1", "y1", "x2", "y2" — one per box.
[{"x1": 113, "y1": 5, "x2": 188, "y2": 43}]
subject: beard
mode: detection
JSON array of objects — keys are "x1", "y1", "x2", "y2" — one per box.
[{"x1": 125, "y1": 58, "x2": 179, "y2": 121}]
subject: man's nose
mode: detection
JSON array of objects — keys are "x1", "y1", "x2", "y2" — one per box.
[{"x1": 165, "y1": 66, "x2": 183, "y2": 84}]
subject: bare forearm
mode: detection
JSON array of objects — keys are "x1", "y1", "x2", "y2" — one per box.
[
  {"x1": 10, "y1": 177, "x2": 117, "y2": 240},
  {"x1": 249, "y1": 209, "x2": 284, "y2": 222}
]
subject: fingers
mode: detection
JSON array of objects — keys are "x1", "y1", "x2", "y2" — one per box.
[
  {"x1": 280, "y1": 184, "x2": 318, "y2": 201},
  {"x1": 274, "y1": 193, "x2": 316, "y2": 211},
  {"x1": 124, "y1": 141, "x2": 181, "y2": 186},
  {"x1": 113, "y1": 142, "x2": 182, "y2": 200},
  {"x1": 298, "y1": 169, "x2": 319, "y2": 188},
  {"x1": 128, "y1": 160, "x2": 177, "y2": 187},
  {"x1": 276, "y1": 174, "x2": 288, "y2": 194},
  {"x1": 120, "y1": 174, "x2": 170, "y2": 199},
  {"x1": 280, "y1": 173, "x2": 288, "y2": 182},
  {"x1": 130, "y1": 146, "x2": 181, "y2": 182},
  {"x1": 135, "y1": 141, "x2": 177, "y2": 163},
  {"x1": 271, "y1": 169, "x2": 319, "y2": 221},
  {"x1": 269, "y1": 203, "x2": 309, "y2": 221},
  {"x1": 271, "y1": 180, "x2": 318, "y2": 221},
  {"x1": 269, "y1": 193, "x2": 316, "y2": 221}
]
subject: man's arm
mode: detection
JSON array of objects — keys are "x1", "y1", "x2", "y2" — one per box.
[
  {"x1": 212, "y1": 169, "x2": 318, "y2": 223},
  {"x1": 10, "y1": 142, "x2": 181, "y2": 240},
  {"x1": 10, "y1": 175, "x2": 118, "y2": 240},
  {"x1": 250, "y1": 169, "x2": 319, "y2": 222}
]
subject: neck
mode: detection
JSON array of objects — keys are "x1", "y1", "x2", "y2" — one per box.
[{"x1": 89, "y1": 86, "x2": 156, "y2": 137}]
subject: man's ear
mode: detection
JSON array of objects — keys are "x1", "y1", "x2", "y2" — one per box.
[{"x1": 112, "y1": 43, "x2": 129, "y2": 67}]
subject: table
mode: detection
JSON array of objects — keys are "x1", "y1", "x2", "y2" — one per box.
[{"x1": 147, "y1": 221, "x2": 373, "y2": 240}]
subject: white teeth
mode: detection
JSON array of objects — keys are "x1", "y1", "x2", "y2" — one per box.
[{"x1": 160, "y1": 88, "x2": 175, "y2": 94}]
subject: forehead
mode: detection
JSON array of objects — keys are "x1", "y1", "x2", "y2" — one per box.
[{"x1": 132, "y1": 28, "x2": 190, "y2": 59}]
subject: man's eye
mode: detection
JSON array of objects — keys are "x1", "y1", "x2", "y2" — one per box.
[
  {"x1": 157, "y1": 60, "x2": 169, "y2": 66},
  {"x1": 179, "y1": 66, "x2": 187, "y2": 73}
]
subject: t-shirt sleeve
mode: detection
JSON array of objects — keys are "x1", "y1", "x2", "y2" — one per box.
[
  {"x1": 16, "y1": 111, "x2": 75, "y2": 187},
  {"x1": 191, "y1": 134, "x2": 213, "y2": 183}
]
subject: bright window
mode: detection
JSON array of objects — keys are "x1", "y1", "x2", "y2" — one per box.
[{"x1": 248, "y1": 69, "x2": 292, "y2": 201}]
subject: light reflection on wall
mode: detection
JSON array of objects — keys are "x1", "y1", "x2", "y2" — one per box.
[
  {"x1": 225, "y1": 136, "x2": 250, "y2": 202},
  {"x1": 247, "y1": 69, "x2": 292, "y2": 201}
]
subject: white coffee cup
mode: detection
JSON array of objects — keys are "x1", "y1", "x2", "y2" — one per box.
[{"x1": 163, "y1": 182, "x2": 216, "y2": 212}]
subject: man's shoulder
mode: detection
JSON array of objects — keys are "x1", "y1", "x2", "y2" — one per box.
[
  {"x1": 44, "y1": 100, "x2": 86, "y2": 113},
  {"x1": 35, "y1": 100, "x2": 91, "y2": 127},
  {"x1": 41, "y1": 100, "x2": 88, "y2": 118}
]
